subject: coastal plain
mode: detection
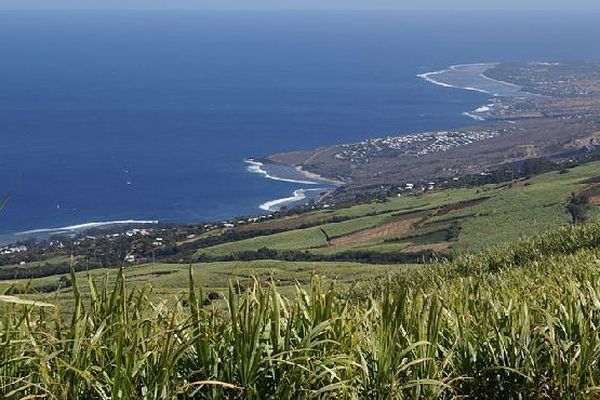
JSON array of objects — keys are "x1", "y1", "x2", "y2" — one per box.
[{"x1": 265, "y1": 62, "x2": 600, "y2": 201}]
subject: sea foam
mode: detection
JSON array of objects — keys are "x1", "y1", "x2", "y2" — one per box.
[
  {"x1": 417, "y1": 63, "x2": 498, "y2": 94},
  {"x1": 419, "y1": 63, "x2": 535, "y2": 122},
  {"x1": 17, "y1": 220, "x2": 159, "y2": 235},
  {"x1": 245, "y1": 159, "x2": 320, "y2": 185},
  {"x1": 259, "y1": 188, "x2": 326, "y2": 212}
]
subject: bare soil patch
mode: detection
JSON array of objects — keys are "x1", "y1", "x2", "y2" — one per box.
[
  {"x1": 577, "y1": 184, "x2": 600, "y2": 201},
  {"x1": 403, "y1": 242, "x2": 451, "y2": 253},
  {"x1": 514, "y1": 178, "x2": 532, "y2": 188},
  {"x1": 588, "y1": 195, "x2": 600, "y2": 205},
  {"x1": 236, "y1": 215, "x2": 303, "y2": 232},
  {"x1": 329, "y1": 217, "x2": 424, "y2": 247},
  {"x1": 433, "y1": 197, "x2": 490, "y2": 217},
  {"x1": 328, "y1": 197, "x2": 488, "y2": 247}
]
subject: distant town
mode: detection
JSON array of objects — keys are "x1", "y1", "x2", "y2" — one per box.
[
  {"x1": 266, "y1": 61, "x2": 600, "y2": 202},
  {"x1": 0, "y1": 213, "x2": 283, "y2": 276},
  {"x1": 334, "y1": 127, "x2": 518, "y2": 165}
]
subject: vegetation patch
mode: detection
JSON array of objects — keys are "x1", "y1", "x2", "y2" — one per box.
[{"x1": 4, "y1": 222, "x2": 600, "y2": 398}]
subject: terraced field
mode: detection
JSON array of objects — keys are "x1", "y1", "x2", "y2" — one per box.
[
  {"x1": 3, "y1": 161, "x2": 600, "y2": 304},
  {"x1": 193, "y1": 161, "x2": 600, "y2": 259}
]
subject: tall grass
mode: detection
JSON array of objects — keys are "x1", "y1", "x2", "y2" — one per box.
[{"x1": 3, "y1": 223, "x2": 600, "y2": 398}]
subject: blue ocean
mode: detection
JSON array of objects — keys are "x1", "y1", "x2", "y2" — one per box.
[{"x1": 1, "y1": 10, "x2": 599, "y2": 239}]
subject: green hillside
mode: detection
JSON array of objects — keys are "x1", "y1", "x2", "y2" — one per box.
[{"x1": 194, "y1": 161, "x2": 600, "y2": 260}]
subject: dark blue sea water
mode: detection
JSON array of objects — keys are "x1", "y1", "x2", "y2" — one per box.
[{"x1": 1, "y1": 10, "x2": 599, "y2": 238}]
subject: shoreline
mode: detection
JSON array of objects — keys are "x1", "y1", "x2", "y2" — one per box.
[
  {"x1": 417, "y1": 62, "x2": 499, "y2": 94},
  {"x1": 294, "y1": 165, "x2": 345, "y2": 186},
  {"x1": 418, "y1": 62, "x2": 536, "y2": 121},
  {"x1": 245, "y1": 157, "x2": 344, "y2": 186},
  {"x1": 0, "y1": 219, "x2": 160, "y2": 246},
  {"x1": 245, "y1": 159, "x2": 321, "y2": 185},
  {"x1": 245, "y1": 157, "x2": 341, "y2": 212},
  {"x1": 462, "y1": 102, "x2": 496, "y2": 121},
  {"x1": 259, "y1": 189, "x2": 308, "y2": 211},
  {"x1": 15, "y1": 219, "x2": 159, "y2": 236},
  {"x1": 259, "y1": 187, "x2": 330, "y2": 212},
  {"x1": 418, "y1": 62, "x2": 536, "y2": 96}
]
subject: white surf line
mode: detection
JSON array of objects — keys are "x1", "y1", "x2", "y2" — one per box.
[
  {"x1": 245, "y1": 159, "x2": 320, "y2": 185},
  {"x1": 418, "y1": 63, "x2": 530, "y2": 121},
  {"x1": 17, "y1": 220, "x2": 159, "y2": 235},
  {"x1": 418, "y1": 71, "x2": 492, "y2": 94},
  {"x1": 462, "y1": 103, "x2": 496, "y2": 121},
  {"x1": 259, "y1": 188, "x2": 327, "y2": 212},
  {"x1": 259, "y1": 189, "x2": 307, "y2": 211},
  {"x1": 462, "y1": 111, "x2": 486, "y2": 121},
  {"x1": 418, "y1": 62, "x2": 503, "y2": 95}
]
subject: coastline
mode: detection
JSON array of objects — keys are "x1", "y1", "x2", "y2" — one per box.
[
  {"x1": 259, "y1": 187, "x2": 330, "y2": 212},
  {"x1": 245, "y1": 159, "x2": 321, "y2": 185},
  {"x1": 5, "y1": 62, "x2": 540, "y2": 245},
  {"x1": 246, "y1": 158, "x2": 340, "y2": 213},
  {"x1": 16, "y1": 219, "x2": 160, "y2": 236},
  {"x1": 3, "y1": 158, "x2": 342, "y2": 244},
  {"x1": 259, "y1": 61, "x2": 567, "y2": 195},
  {"x1": 417, "y1": 63, "x2": 499, "y2": 95},
  {"x1": 418, "y1": 62, "x2": 535, "y2": 121},
  {"x1": 418, "y1": 62, "x2": 537, "y2": 97},
  {"x1": 0, "y1": 219, "x2": 160, "y2": 246},
  {"x1": 252, "y1": 62, "x2": 525, "y2": 204},
  {"x1": 462, "y1": 102, "x2": 496, "y2": 121}
]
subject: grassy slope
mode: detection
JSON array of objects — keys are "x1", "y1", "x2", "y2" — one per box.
[
  {"x1": 196, "y1": 161, "x2": 600, "y2": 258},
  {"x1": 456, "y1": 165, "x2": 597, "y2": 250},
  {"x1": 196, "y1": 188, "x2": 483, "y2": 256},
  {"x1": 0, "y1": 260, "x2": 411, "y2": 308}
]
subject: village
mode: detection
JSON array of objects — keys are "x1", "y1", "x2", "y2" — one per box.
[
  {"x1": 0, "y1": 195, "x2": 359, "y2": 273},
  {"x1": 0, "y1": 244, "x2": 28, "y2": 256},
  {"x1": 334, "y1": 126, "x2": 518, "y2": 165},
  {"x1": 0, "y1": 212, "x2": 283, "y2": 273},
  {"x1": 485, "y1": 62, "x2": 600, "y2": 98}
]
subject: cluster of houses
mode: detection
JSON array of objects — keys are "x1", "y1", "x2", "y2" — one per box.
[
  {"x1": 1, "y1": 209, "x2": 285, "y2": 267},
  {"x1": 334, "y1": 127, "x2": 517, "y2": 165},
  {"x1": 221, "y1": 214, "x2": 274, "y2": 229},
  {"x1": 400, "y1": 181, "x2": 437, "y2": 192},
  {"x1": 0, "y1": 245, "x2": 27, "y2": 255},
  {"x1": 72, "y1": 228, "x2": 153, "y2": 246},
  {"x1": 496, "y1": 63, "x2": 600, "y2": 98}
]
